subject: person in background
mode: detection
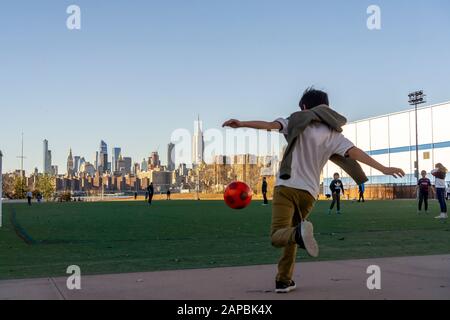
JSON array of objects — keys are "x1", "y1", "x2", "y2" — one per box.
[
  {"x1": 432, "y1": 163, "x2": 448, "y2": 219},
  {"x1": 134, "y1": 192, "x2": 138, "y2": 200},
  {"x1": 36, "y1": 192, "x2": 43, "y2": 204},
  {"x1": 262, "y1": 177, "x2": 269, "y2": 206},
  {"x1": 329, "y1": 173, "x2": 345, "y2": 215},
  {"x1": 358, "y1": 183, "x2": 365, "y2": 203},
  {"x1": 166, "y1": 189, "x2": 171, "y2": 200},
  {"x1": 446, "y1": 183, "x2": 450, "y2": 201},
  {"x1": 147, "y1": 183, "x2": 154, "y2": 205},
  {"x1": 26, "y1": 191, "x2": 33, "y2": 206},
  {"x1": 417, "y1": 170, "x2": 432, "y2": 215}
]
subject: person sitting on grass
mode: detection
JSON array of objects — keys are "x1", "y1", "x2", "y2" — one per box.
[{"x1": 223, "y1": 87, "x2": 405, "y2": 294}]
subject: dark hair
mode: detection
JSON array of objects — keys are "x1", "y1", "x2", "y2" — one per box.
[{"x1": 299, "y1": 87, "x2": 329, "y2": 110}]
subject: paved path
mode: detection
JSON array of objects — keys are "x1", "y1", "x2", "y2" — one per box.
[{"x1": 1, "y1": 255, "x2": 449, "y2": 300}]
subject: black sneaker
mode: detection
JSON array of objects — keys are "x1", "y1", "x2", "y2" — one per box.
[
  {"x1": 295, "y1": 221, "x2": 319, "y2": 258},
  {"x1": 275, "y1": 280, "x2": 297, "y2": 294}
]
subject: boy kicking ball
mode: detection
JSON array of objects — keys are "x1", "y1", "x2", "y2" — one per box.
[{"x1": 223, "y1": 88, "x2": 405, "y2": 294}]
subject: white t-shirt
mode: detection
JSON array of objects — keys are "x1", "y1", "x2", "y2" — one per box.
[
  {"x1": 275, "y1": 118, "x2": 355, "y2": 197},
  {"x1": 432, "y1": 169, "x2": 447, "y2": 189}
]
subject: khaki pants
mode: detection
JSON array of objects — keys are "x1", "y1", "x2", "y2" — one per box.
[{"x1": 271, "y1": 186, "x2": 316, "y2": 283}]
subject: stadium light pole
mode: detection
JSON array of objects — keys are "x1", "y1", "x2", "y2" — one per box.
[
  {"x1": 0, "y1": 150, "x2": 3, "y2": 228},
  {"x1": 408, "y1": 90, "x2": 427, "y2": 183}
]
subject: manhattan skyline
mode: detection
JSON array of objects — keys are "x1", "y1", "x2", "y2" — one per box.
[{"x1": 1, "y1": 0, "x2": 450, "y2": 173}]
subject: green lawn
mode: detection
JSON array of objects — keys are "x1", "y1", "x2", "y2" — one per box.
[{"x1": 0, "y1": 200, "x2": 449, "y2": 280}]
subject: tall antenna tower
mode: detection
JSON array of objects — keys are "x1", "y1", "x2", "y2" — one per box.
[
  {"x1": 16, "y1": 132, "x2": 27, "y2": 196},
  {"x1": 16, "y1": 132, "x2": 27, "y2": 175}
]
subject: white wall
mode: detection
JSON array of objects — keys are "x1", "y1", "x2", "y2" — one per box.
[{"x1": 323, "y1": 102, "x2": 450, "y2": 186}]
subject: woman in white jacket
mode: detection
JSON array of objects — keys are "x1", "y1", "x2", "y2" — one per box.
[
  {"x1": 446, "y1": 183, "x2": 450, "y2": 201},
  {"x1": 432, "y1": 163, "x2": 448, "y2": 219}
]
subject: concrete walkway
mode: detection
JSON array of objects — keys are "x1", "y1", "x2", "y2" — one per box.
[{"x1": 1, "y1": 255, "x2": 449, "y2": 300}]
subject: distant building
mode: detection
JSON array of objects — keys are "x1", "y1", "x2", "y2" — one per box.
[
  {"x1": 79, "y1": 157, "x2": 86, "y2": 169},
  {"x1": 149, "y1": 152, "x2": 161, "y2": 169},
  {"x1": 123, "y1": 157, "x2": 132, "y2": 175},
  {"x1": 151, "y1": 170, "x2": 172, "y2": 192},
  {"x1": 98, "y1": 140, "x2": 108, "y2": 173},
  {"x1": 43, "y1": 139, "x2": 52, "y2": 174},
  {"x1": 79, "y1": 162, "x2": 95, "y2": 177},
  {"x1": 192, "y1": 116, "x2": 204, "y2": 166},
  {"x1": 94, "y1": 151, "x2": 99, "y2": 170},
  {"x1": 51, "y1": 165, "x2": 58, "y2": 176},
  {"x1": 47, "y1": 150, "x2": 52, "y2": 173},
  {"x1": 74, "y1": 156, "x2": 81, "y2": 174},
  {"x1": 214, "y1": 155, "x2": 231, "y2": 165},
  {"x1": 133, "y1": 163, "x2": 141, "y2": 175},
  {"x1": 167, "y1": 143, "x2": 175, "y2": 171},
  {"x1": 323, "y1": 101, "x2": 450, "y2": 191},
  {"x1": 112, "y1": 147, "x2": 121, "y2": 173},
  {"x1": 178, "y1": 163, "x2": 188, "y2": 176},
  {"x1": 141, "y1": 158, "x2": 148, "y2": 172},
  {"x1": 116, "y1": 155, "x2": 132, "y2": 175},
  {"x1": 67, "y1": 149, "x2": 74, "y2": 176}
]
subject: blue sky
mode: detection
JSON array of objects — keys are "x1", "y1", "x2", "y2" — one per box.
[{"x1": 1, "y1": 0, "x2": 449, "y2": 173}]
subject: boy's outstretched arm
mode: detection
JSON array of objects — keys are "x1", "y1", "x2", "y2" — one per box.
[
  {"x1": 222, "y1": 119, "x2": 282, "y2": 131},
  {"x1": 347, "y1": 147, "x2": 405, "y2": 178}
]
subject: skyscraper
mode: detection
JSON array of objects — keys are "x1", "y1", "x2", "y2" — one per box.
[
  {"x1": 47, "y1": 150, "x2": 52, "y2": 174},
  {"x1": 43, "y1": 139, "x2": 52, "y2": 174},
  {"x1": 192, "y1": 116, "x2": 204, "y2": 166},
  {"x1": 141, "y1": 158, "x2": 148, "y2": 172},
  {"x1": 133, "y1": 162, "x2": 140, "y2": 175},
  {"x1": 67, "y1": 149, "x2": 74, "y2": 176},
  {"x1": 112, "y1": 147, "x2": 121, "y2": 173},
  {"x1": 98, "y1": 140, "x2": 108, "y2": 173},
  {"x1": 123, "y1": 157, "x2": 132, "y2": 175},
  {"x1": 74, "y1": 156, "x2": 80, "y2": 174},
  {"x1": 51, "y1": 165, "x2": 58, "y2": 176},
  {"x1": 167, "y1": 143, "x2": 175, "y2": 171},
  {"x1": 149, "y1": 152, "x2": 160, "y2": 169},
  {"x1": 116, "y1": 154, "x2": 132, "y2": 175},
  {"x1": 79, "y1": 157, "x2": 86, "y2": 169}
]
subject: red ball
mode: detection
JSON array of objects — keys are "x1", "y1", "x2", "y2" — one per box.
[{"x1": 224, "y1": 181, "x2": 253, "y2": 210}]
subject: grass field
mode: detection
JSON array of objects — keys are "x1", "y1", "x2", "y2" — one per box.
[{"x1": 1, "y1": 199, "x2": 449, "y2": 280}]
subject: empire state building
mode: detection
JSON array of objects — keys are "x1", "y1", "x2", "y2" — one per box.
[{"x1": 192, "y1": 116, "x2": 204, "y2": 167}]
